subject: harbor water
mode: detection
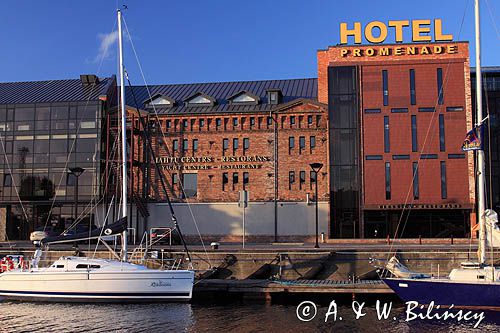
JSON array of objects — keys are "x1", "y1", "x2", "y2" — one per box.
[{"x1": 1, "y1": 299, "x2": 499, "y2": 332}]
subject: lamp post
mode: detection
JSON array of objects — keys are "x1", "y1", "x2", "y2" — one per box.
[
  {"x1": 309, "y1": 162, "x2": 323, "y2": 248},
  {"x1": 69, "y1": 167, "x2": 85, "y2": 221}
]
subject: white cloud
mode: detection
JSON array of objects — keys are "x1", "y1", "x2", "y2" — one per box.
[{"x1": 94, "y1": 30, "x2": 118, "y2": 63}]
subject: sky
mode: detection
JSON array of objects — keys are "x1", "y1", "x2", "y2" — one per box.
[{"x1": 0, "y1": 0, "x2": 499, "y2": 85}]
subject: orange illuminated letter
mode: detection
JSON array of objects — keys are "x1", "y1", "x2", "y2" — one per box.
[
  {"x1": 340, "y1": 22, "x2": 362, "y2": 44},
  {"x1": 412, "y1": 20, "x2": 432, "y2": 42},
  {"x1": 388, "y1": 20, "x2": 409, "y2": 43},
  {"x1": 434, "y1": 19, "x2": 453, "y2": 41}
]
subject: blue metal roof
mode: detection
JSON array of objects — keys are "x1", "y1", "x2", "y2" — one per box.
[
  {"x1": 0, "y1": 76, "x2": 116, "y2": 105},
  {"x1": 125, "y1": 78, "x2": 318, "y2": 114}
]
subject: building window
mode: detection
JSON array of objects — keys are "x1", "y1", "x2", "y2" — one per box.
[
  {"x1": 299, "y1": 171, "x2": 306, "y2": 190},
  {"x1": 207, "y1": 118, "x2": 212, "y2": 130},
  {"x1": 421, "y1": 154, "x2": 438, "y2": 159},
  {"x1": 391, "y1": 108, "x2": 408, "y2": 113},
  {"x1": 280, "y1": 116, "x2": 286, "y2": 129},
  {"x1": 289, "y1": 136, "x2": 295, "y2": 154},
  {"x1": 222, "y1": 172, "x2": 228, "y2": 191},
  {"x1": 182, "y1": 173, "x2": 198, "y2": 198},
  {"x1": 307, "y1": 115, "x2": 313, "y2": 125},
  {"x1": 241, "y1": 117, "x2": 246, "y2": 128},
  {"x1": 232, "y1": 172, "x2": 239, "y2": 190},
  {"x1": 243, "y1": 138, "x2": 249, "y2": 154},
  {"x1": 191, "y1": 119, "x2": 195, "y2": 130},
  {"x1": 290, "y1": 116, "x2": 296, "y2": 126},
  {"x1": 66, "y1": 173, "x2": 76, "y2": 186},
  {"x1": 289, "y1": 171, "x2": 295, "y2": 190},
  {"x1": 366, "y1": 155, "x2": 383, "y2": 160},
  {"x1": 173, "y1": 139, "x2": 179, "y2": 152},
  {"x1": 223, "y1": 138, "x2": 229, "y2": 155},
  {"x1": 439, "y1": 114, "x2": 445, "y2": 151},
  {"x1": 392, "y1": 155, "x2": 410, "y2": 160},
  {"x1": 418, "y1": 107, "x2": 435, "y2": 112},
  {"x1": 448, "y1": 153, "x2": 466, "y2": 159},
  {"x1": 166, "y1": 120, "x2": 171, "y2": 129},
  {"x1": 385, "y1": 162, "x2": 391, "y2": 200},
  {"x1": 224, "y1": 118, "x2": 229, "y2": 130},
  {"x1": 243, "y1": 172, "x2": 249, "y2": 189},
  {"x1": 364, "y1": 108, "x2": 381, "y2": 113},
  {"x1": 250, "y1": 117, "x2": 255, "y2": 128},
  {"x1": 172, "y1": 173, "x2": 178, "y2": 185},
  {"x1": 193, "y1": 139, "x2": 199, "y2": 152},
  {"x1": 182, "y1": 139, "x2": 189, "y2": 152},
  {"x1": 384, "y1": 116, "x2": 390, "y2": 153},
  {"x1": 199, "y1": 119, "x2": 205, "y2": 129},
  {"x1": 216, "y1": 118, "x2": 222, "y2": 129},
  {"x1": 382, "y1": 70, "x2": 389, "y2": 106},
  {"x1": 3, "y1": 173, "x2": 12, "y2": 187},
  {"x1": 446, "y1": 106, "x2": 463, "y2": 112},
  {"x1": 310, "y1": 170, "x2": 316, "y2": 190},
  {"x1": 411, "y1": 115, "x2": 418, "y2": 152},
  {"x1": 182, "y1": 119, "x2": 188, "y2": 130},
  {"x1": 413, "y1": 162, "x2": 419, "y2": 200},
  {"x1": 410, "y1": 69, "x2": 416, "y2": 105},
  {"x1": 233, "y1": 138, "x2": 239, "y2": 155},
  {"x1": 233, "y1": 118, "x2": 238, "y2": 127},
  {"x1": 310, "y1": 136, "x2": 316, "y2": 152},
  {"x1": 437, "y1": 68, "x2": 444, "y2": 105},
  {"x1": 267, "y1": 116, "x2": 273, "y2": 127},
  {"x1": 299, "y1": 136, "x2": 305, "y2": 153},
  {"x1": 440, "y1": 161, "x2": 447, "y2": 199}
]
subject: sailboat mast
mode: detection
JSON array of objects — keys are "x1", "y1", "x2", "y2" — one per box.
[
  {"x1": 118, "y1": 9, "x2": 128, "y2": 261},
  {"x1": 474, "y1": 0, "x2": 486, "y2": 264}
]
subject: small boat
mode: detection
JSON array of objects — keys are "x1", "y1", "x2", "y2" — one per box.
[
  {"x1": 382, "y1": 0, "x2": 500, "y2": 309},
  {"x1": 0, "y1": 8, "x2": 195, "y2": 302}
]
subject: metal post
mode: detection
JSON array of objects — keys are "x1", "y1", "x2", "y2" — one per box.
[
  {"x1": 243, "y1": 204, "x2": 246, "y2": 249},
  {"x1": 118, "y1": 9, "x2": 128, "y2": 261},
  {"x1": 474, "y1": 0, "x2": 486, "y2": 265},
  {"x1": 75, "y1": 176, "x2": 79, "y2": 221},
  {"x1": 315, "y1": 171, "x2": 319, "y2": 248},
  {"x1": 310, "y1": 163, "x2": 323, "y2": 249},
  {"x1": 273, "y1": 112, "x2": 278, "y2": 243}
]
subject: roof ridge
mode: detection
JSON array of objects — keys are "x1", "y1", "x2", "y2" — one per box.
[
  {"x1": 127, "y1": 77, "x2": 318, "y2": 88},
  {"x1": 0, "y1": 77, "x2": 110, "y2": 85}
]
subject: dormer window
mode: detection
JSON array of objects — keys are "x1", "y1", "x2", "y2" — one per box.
[
  {"x1": 227, "y1": 90, "x2": 260, "y2": 105},
  {"x1": 266, "y1": 89, "x2": 283, "y2": 105},
  {"x1": 184, "y1": 92, "x2": 216, "y2": 107},
  {"x1": 143, "y1": 94, "x2": 175, "y2": 108}
]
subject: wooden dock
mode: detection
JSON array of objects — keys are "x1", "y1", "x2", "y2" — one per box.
[{"x1": 194, "y1": 279, "x2": 393, "y2": 295}]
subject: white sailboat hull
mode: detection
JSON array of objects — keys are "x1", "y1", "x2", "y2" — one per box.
[{"x1": 0, "y1": 258, "x2": 195, "y2": 302}]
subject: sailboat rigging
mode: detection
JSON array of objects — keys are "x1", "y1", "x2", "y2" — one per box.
[{"x1": 0, "y1": 8, "x2": 195, "y2": 302}]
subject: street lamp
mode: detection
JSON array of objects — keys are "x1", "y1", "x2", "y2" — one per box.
[
  {"x1": 68, "y1": 167, "x2": 85, "y2": 221},
  {"x1": 309, "y1": 162, "x2": 323, "y2": 248}
]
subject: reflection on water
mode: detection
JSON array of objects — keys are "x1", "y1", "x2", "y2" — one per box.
[{"x1": 1, "y1": 300, "x2": 500, "y2": 333}]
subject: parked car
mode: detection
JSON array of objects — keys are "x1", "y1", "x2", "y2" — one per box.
[{"x1": 29, "y1": 226, "x2": 58, "y2": 242}]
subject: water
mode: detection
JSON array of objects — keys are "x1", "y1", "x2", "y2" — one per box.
[{"x1": 1, "y1": 300, "x2": 500, "y2": 332}]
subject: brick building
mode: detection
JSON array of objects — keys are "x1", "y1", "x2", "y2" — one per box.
[{"x1": 318, "y1": 42, "x2": 474, "y2": 238}]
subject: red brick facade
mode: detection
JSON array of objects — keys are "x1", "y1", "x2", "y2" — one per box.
[
  {"x1": 317, "y1": 42, "x2": 475, "y2": 236},
  {"x1": 127, "y1": 100, "x2": 329, "y2": 204}
]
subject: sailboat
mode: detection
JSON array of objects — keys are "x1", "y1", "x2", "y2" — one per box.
[
  {"x1": 0, "y1": 9, "x2": 195, "y2": 302},
  {"x1": 382, "y1": 0, "x2": 500, "y2": 309}
]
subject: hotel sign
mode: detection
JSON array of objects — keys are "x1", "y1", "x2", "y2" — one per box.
[
  {"x1": 340, "y1": 19, "x2": 453, "y2": 44},
  {"x1": 338, "y1": 19, "x2": 457, "y2": 58},
  {"x1": 155, "y1": 155, "x2": 272, "y2": 171}
]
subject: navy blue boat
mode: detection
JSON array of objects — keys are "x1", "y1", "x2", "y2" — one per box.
[{"x1": 384, "y1": 277, "x2": 500, "y2": 309}]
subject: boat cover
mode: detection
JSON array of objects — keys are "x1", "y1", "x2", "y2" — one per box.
[
  {"x1": 485, "y1": 209, "x2": 500, "y2": 248},
  {"x1": 40, "y1": 217, "x2": 127, "y2": 245}
]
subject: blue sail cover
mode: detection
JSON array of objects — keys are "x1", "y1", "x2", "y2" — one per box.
[{"x1": 40, "y1": 217, "x2": 127, "y2": 245}]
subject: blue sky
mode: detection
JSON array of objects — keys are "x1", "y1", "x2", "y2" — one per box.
[{"x1": 0, "y1": 0, "x2": 499, "y2": 84}]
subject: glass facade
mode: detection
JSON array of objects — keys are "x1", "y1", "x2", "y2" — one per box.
[
  {"x1": 0, "y1": 102, "x2": 103, "y2": 239},
  {"x1": 328, "y1": 66, "x2": 360, "y2": 238}
]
